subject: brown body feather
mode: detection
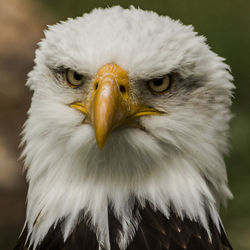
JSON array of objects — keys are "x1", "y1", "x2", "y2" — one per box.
[{"x1": 14, "y1": 203, "x2": 232, "y2": 250}]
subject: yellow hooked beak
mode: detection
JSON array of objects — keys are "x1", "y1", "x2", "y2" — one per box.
[{"x1": 70, "y1": 64, "x2": 161, "y2": 149}]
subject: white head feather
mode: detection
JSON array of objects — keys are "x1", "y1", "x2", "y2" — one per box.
[{"x1": 21, "y1": 6, "x2": 234, "y2": 249}]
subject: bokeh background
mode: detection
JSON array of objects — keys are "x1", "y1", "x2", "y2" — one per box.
[{"x1": 0, "y1": 0, "x2": 249, "y2": 249}]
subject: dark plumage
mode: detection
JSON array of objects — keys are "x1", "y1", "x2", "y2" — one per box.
[{"x1": 15, "y1": 203, "x2": 232, "y2": 250}]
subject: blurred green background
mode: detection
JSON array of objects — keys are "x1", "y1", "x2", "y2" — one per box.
[{"x1": 0, "y1": 0, "x2": 249, "y2": 249}]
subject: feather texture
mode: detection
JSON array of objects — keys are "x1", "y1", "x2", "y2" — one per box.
[{"x1": 15, "y1": 203, "x2": 232, "y2": 250}]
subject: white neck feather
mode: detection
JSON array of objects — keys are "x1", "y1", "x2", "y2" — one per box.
[{"x1": 22, "y1": 111, "x2": 232, "y2": 249}]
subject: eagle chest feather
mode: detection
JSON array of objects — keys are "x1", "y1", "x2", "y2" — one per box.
[{"x1": 15, "y1": 204, "x2": 232, "y2": 250}]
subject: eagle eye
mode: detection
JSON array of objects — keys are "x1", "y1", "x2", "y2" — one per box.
[
  {"x1": 148, "y1": 74, "x2": 173, "y2": 94},
  {"x1": 66, "y1": 69, "x2": 84, "y2": 88}
]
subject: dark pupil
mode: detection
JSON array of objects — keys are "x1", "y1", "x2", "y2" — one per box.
[
  {"x1": 74, "y1": 72, "x2": 83, "y2": 81},
  {"x1": 153, "y1": 78, "x2": 163, "y2": 86}
]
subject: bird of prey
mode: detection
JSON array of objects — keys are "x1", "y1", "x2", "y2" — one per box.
[{"x1": 15, "y1": 6, "x2": 234, "y2": 250}]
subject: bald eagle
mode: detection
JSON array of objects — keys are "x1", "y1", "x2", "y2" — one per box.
[{"x1": 15, "y1": 6, "x2": 234, "y2": 250}]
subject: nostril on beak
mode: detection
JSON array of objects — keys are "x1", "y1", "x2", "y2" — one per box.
[
  {"x1": 95, "y1": 82, "x2": 99, "y2": 90},
  {"x1": 119, "y1": 85, "x2": 126, "y2": 93}
]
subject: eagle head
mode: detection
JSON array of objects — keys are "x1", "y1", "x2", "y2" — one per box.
[{"x1": 21, "y1": 6, "x2": 234, "y2": 249}]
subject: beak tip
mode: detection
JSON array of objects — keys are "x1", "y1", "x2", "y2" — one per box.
[
  {"x1": 96, "y1": 133, "x2": 108, "y2": 150},
  {"x1": 97, "y1": 141, "x2": 105, "y2": 150}
]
